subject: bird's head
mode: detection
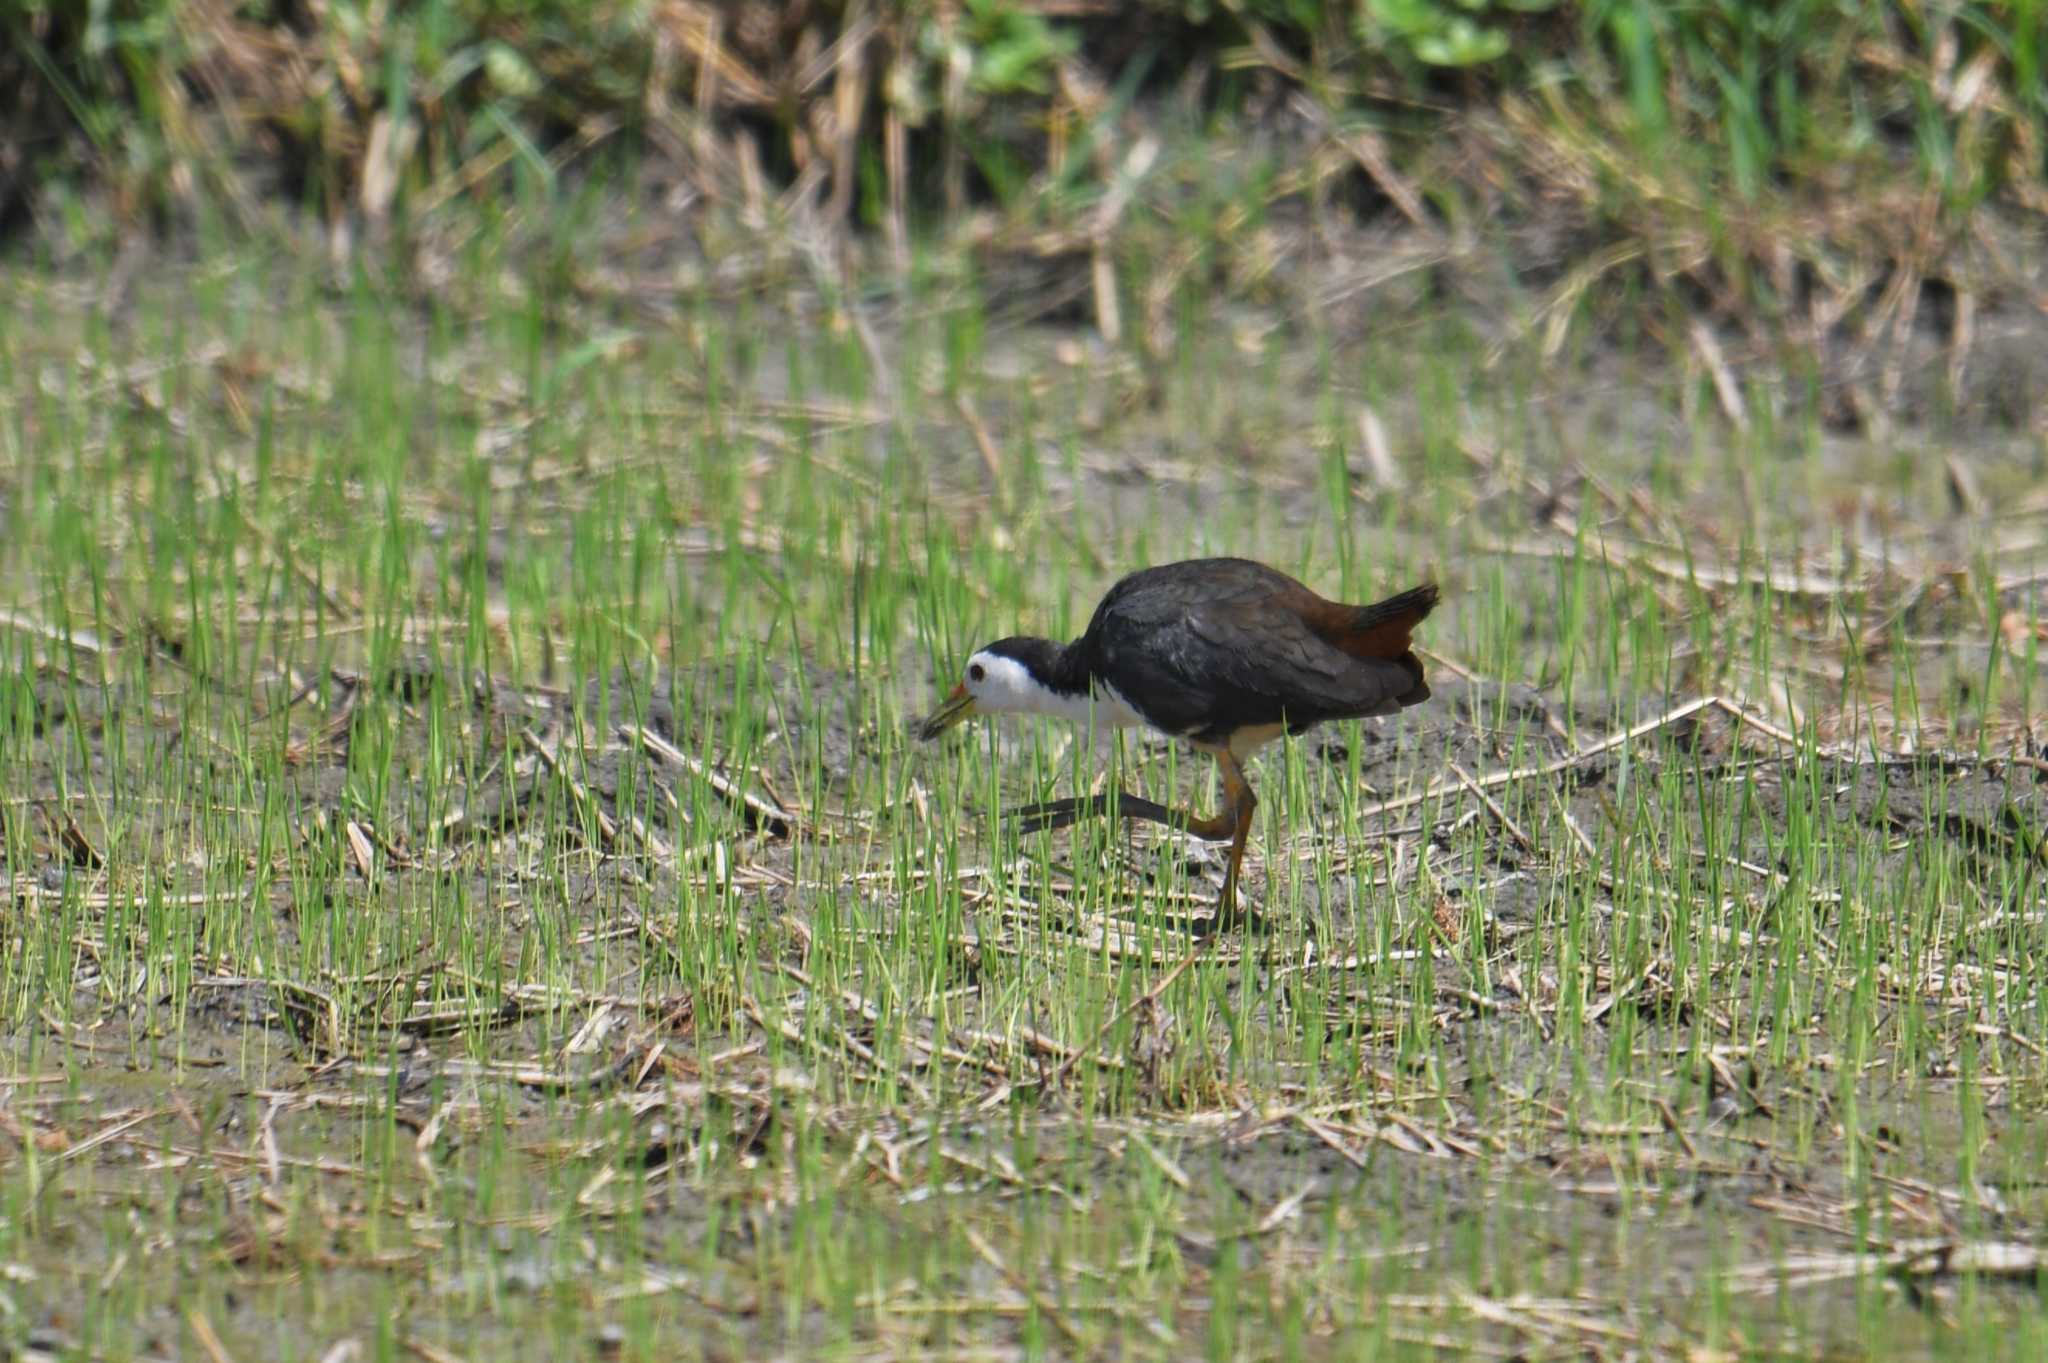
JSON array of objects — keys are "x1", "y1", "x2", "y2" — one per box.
[{"x1": 918, "y1": 637, "x2": 1066, "y2": 740}]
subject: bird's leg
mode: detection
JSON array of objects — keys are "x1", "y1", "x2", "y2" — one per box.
[
  {"x1": 1006, "y1": 752, "x2": 1257, "y2": 934},
  {"x1": 1205, "y1": 753, "x2": 1258, "y2": 937},
  {"x1": 1011, "y1": 790, "x2": 1186, "y2": 835},
  {"x1": 1008, "y1": 789, "x2": 1237, "y2": 839}
]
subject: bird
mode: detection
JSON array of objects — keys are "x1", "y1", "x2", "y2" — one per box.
[{"x1": 920, "y1": 557, "x2": 1439, "y2": 932}]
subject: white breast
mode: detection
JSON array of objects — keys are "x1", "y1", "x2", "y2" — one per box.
[{"x1": 1093, "y1": 678, "x2": 1150, "y2": 730}]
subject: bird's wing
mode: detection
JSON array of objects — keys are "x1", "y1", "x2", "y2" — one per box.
[
  {"x1": 1094, "y1": 583, "x2": 1420, "y2": 740},
  {"x1": 1184, "y1": 597, "x2": 1418, "y2": 722}
]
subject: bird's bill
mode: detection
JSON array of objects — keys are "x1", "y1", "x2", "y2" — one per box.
[{"x1": 919, "y1": 684, "x2": 977, "y2": 741}]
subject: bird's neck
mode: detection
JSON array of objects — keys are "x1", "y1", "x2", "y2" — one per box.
[
  {"x1": 1004, "y1": 638, "x2": 1101, "y2": 723},
  {"x1": 1039, "y1": 639, "x2": 1094, "y2": 697}
]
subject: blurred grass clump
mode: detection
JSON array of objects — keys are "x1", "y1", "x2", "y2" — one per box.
[{"x1": 1, "y1": 0, "x2": 2044, "y2": 375}]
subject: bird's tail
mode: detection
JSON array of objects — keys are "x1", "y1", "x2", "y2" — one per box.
[
  {"x1": 1342, "y1": 583, "x2": 1439, "y2": 655},
  {"x1": 1337, "y1": 583, "x2": 1439, "y2": 705}
]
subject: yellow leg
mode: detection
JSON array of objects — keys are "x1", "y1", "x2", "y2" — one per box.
[
  {"x1": 1207, "y1": 752, "x2": 1257, "y2": 935},
  {"x1": 1005, "y1": 750, "x2": 1258, "y2": 934}
]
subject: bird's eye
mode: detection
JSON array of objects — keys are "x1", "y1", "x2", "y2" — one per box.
[{"x1": 968, "y1": 663, "x2": 986, "y2": 683}]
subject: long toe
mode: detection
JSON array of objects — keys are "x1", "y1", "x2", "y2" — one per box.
[
  {"x1": 1009, "y1": 791, "x2": 1183, "y2": 835},
  {"x1": 1198, "y1": 884, "x2": 1270, "y2": 939},
  {"x1": 1010, "y1": 797, "x2": 1087, "y2": 835}
]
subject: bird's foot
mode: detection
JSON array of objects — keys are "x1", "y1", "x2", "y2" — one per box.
[
  {"x1": 1008, "y1": 795, "x2": 1089, "y2": 836},
  {"x1": 1006, "y1": 790, "x2": 1179, "y2": 836},
  {"x1": 1193, "y1": 895, "x2": 1270, "y2": 940}
]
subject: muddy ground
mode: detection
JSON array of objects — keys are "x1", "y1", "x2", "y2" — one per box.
[
  {"x1": 3, "y1": 234, "x2": 2047, "y2": 1353},
  {"x1": 6, "y1": 615, "x2": 2046, "y2": 1354}
]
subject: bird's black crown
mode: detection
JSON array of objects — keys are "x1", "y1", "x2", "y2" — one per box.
[{"x1": 983, "y1": 636, "x2": 1084, "y2": 695}]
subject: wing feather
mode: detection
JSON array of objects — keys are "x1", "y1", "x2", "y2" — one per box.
[{"x1": 1088, "y1": 575, "x2": 1422, "y2": 743}]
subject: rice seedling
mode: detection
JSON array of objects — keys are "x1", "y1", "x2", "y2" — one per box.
[{"x1": 1, "y1": 89, "x2": 2046, "y2": 1360}]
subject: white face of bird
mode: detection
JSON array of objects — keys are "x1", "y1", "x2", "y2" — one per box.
[
  {"x1": 920, "y1": 647, "x2": 1131, "y2": 739},
  {"x1": 919, "y1": 649, "x2": 1027, "y2": 738},
  {"x1": 969, "y1": 649, "x2": 1065, "y2": 714}
]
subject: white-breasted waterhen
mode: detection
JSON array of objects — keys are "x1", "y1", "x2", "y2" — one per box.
[{"x1": 920, "y1": 557, "x2": 1439, "y2": 931}]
